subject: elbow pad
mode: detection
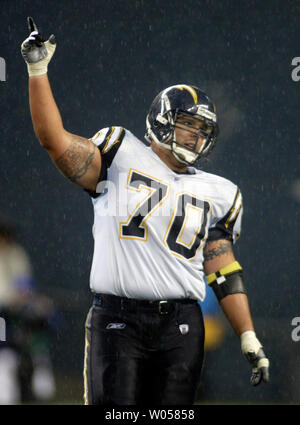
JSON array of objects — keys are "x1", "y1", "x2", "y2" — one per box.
[{"x1": 206, "y1": 261, "x2": 247, "y2": 302}]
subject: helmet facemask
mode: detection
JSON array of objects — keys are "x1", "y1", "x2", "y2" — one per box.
[
  {"x1": 146, "y1": 109, "x2": 218, "y2": 165},
  {"x1": 170, "y1": 111, "x2": 217, "y2": 165}
]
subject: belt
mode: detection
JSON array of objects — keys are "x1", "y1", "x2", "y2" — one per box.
[{"x1": 93, "y1": 293, "x2": 197, "y2": 315}]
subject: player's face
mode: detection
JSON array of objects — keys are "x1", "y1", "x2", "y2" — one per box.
[
  {"x1": 151, "y1": 115, "x2": 211, "y2": 172},
  {"x1": 174, "y1": 115, "x2": 207, "y2": 152}
]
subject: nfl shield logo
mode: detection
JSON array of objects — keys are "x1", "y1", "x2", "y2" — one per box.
[{"x1": 179, "y1": 324, "x2": 189, "y2": 335}]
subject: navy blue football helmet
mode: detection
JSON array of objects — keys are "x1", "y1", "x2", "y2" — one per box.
[{"x1": 145, "y1": 84, "x2": 219, "y2": 164}]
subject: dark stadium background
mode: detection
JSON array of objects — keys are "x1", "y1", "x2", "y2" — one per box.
[{"x1": 1, "y1": 0, "x2": 299, "y2": 404}]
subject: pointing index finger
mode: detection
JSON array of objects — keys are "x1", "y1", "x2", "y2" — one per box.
[{"x1": 27, "y1": 16, "x2": 38, "y2": 33}]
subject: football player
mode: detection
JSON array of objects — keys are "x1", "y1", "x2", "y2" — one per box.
[{"x1": 21, "y1": 18, "x2": 269, "y2": 405}]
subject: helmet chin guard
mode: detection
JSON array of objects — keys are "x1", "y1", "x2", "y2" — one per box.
[
  {"x1": 171, "y1": 142, "x2": 200, "y2": 165},
  {"x1": 145, "y1": 84, "x2": 219, "y2": 165}
]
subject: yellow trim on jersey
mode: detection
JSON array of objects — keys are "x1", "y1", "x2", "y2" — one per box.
[
  {"x1": 206, "y1": 261, "x2": 242, "y2": 285},
  {"x1": 100, "y1": 126, "x2": 115, "y2": 153},
  {"x1": 119, "y1": 169, "x2": 171, "y2": 241},
  {"x1": 102, "y1": 127, "x2": 124, "y2": 154},
  {"x1": 225, "y1": 189, "x2": 242, "y2": 229}
]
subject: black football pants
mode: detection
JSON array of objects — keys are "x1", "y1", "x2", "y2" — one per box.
[{"x1": 83, "y1": 294, "x2": 205, "y2": 405}]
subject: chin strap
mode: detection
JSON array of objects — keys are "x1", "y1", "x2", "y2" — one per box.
[{"x1": 171, "y1": 142, "x2": 199, "y2": 164}]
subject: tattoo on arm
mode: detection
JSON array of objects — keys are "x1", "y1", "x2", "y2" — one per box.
[
  {"x1": 204, "y1": 240, "x2": 232, "y2": 262},
  {"x1": 55, "y1": 135, "x2": 96, "y2": 182}
]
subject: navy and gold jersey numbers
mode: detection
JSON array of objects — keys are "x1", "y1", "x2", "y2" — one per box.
[
  {"x1": 165, "y1": 193, "x2": 211, "y2": 260},
  {"x1": 120, "y1": 170, "x2": 212, "y2": 261},
  {"x1": 120, "y1": 169, "x2": 170, "y2": 241}
]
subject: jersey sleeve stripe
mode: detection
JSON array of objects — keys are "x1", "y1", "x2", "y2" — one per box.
[
  {"x1": 98, "y1": 127, "x2": 115, "y2": 152},
  {"x1": 225, "y1": 188, "x2": 242, "y2": 229},
  {"x1": 100, "y1": 127, "x2": 125, "y2": 168},
  {"x1": 85, "y1": 127, "x2": 125, "y2": 199},
  {"x1": 207, "y1": 187, "x2": 243, "y2": 242},
  {"x1": 101, "y1": 127, "x2": 124, "y2": 154}
]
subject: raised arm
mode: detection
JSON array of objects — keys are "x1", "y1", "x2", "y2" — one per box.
[{"x1": 21, "y1": 17, "x2": 101, "y2": 191}]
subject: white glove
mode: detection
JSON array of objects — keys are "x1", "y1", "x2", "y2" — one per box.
[
  {"x1": 240, "y1": 330, "x2": 270, "y2": 386},
  {"x1": 21, "y1": 17, "x2": 56, "y2": 77}
]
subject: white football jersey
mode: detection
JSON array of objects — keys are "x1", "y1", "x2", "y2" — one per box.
[{"x1": 86, "y1": 127, "x2": 243, "y2": 301}]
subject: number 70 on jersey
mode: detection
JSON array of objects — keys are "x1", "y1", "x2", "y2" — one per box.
[{"x1": 119, "y1": 170, "x2": 211, "y2": 261}]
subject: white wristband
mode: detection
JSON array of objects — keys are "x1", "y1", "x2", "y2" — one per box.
[
  {"x1": 240, "y1": 330, "x2": 262, "y2": 355},
  {"x1": 27, "y1": 61, "x2": 48, "y2": 77}
]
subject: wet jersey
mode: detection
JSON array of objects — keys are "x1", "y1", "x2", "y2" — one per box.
[{"x1": 86, "y1": 126, "x2": 243, "y2": 301}]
